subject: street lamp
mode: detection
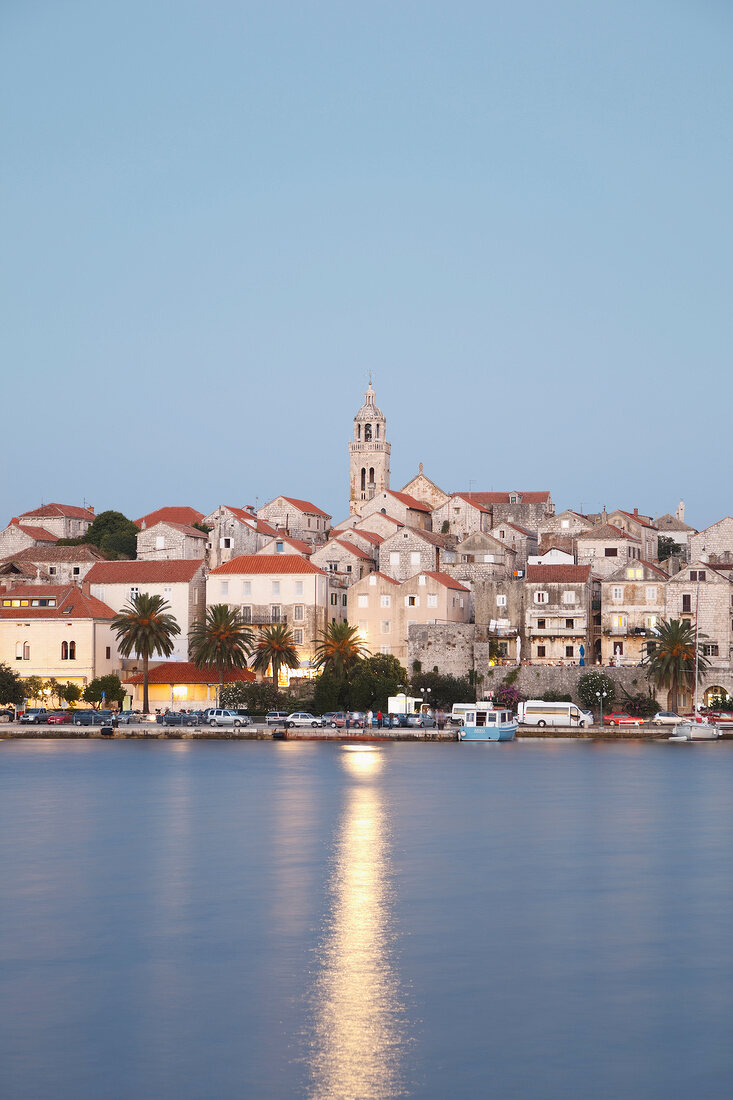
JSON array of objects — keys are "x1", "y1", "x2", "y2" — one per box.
[{"x1": 595, "y1": 689, "x2": 609, "y2": 728}]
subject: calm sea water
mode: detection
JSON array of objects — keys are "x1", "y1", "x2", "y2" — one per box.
[{"x1": 2, "y1": 738, "x2": 733, "y2": 1100}]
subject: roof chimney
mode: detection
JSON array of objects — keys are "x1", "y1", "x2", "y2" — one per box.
[
  {"x1": 88, "y1": 505, "x2": 94, "y2": 514},
  {"x1": 633, "y1": 508, "x2": 638, "y2": 517}
]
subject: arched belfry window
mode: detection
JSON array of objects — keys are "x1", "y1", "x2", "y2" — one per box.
[
  {"x1": 69, "y1": 641, "x2": 76, "y2": 660},
  {"x1": 361, "y1": 468, "x2": 366, "y2": 491},
  {"x1": 376, "y1": 423, "x2": 380, "y2": 439},
  {"x1": 61, "y1": 641, "x2": 69, "y2": 660},
  {"x1": 369, "y1": 467, "x2": 375, "y2": 486},
  {"x1": 357, "y1": 424, "x2": 361, "y2": 440},
  {"x1": 364, "y1": 423, "x2": 372, "y2": 442}
]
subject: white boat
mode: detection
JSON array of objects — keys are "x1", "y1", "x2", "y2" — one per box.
[
  {"x1": 668, "y1": 722, "x2": 720, "y2": 742},
  {"x1": 458, "y1": 706, "x2": 517, "y2": 742}
]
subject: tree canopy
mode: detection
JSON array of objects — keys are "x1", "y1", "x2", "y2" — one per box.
[
  {"x1": 251, "y1": 624, "x2": 301, "y2": 689},
  {"x1": 58, "y1": 509, "x2": 138, "y2": 559},
  {"x1": 112, "y1": 593, "x2": 180, "y2": 712},
  {"x1": 643, "y1": 617, "x2": 710, "y2": 711},
  {"x1": 0, "y1": 662, "x2": 24, "y2": 706},
  {"x1": 83, "y1": 674, "x2": 126, "y2": 709},
  {"x1": 189, "y1": 604, "x2": 253, "y2": 700}
]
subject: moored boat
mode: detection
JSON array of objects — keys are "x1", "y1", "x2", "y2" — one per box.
[
  {"x1": 458, "y1": 706, "x2": 517, "y2": 742},
  {"x1": 668, "y1": 722, "x2": 720, "y2": 742}
]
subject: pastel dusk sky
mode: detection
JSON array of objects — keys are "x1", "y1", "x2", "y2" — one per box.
[{"x1": 2, "y1": 2, "x2": 731, "y2": 529}]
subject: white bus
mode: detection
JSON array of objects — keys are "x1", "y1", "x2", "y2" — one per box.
[{"x1": 517, "y1": 700, "x2": 587, "y2": 728}]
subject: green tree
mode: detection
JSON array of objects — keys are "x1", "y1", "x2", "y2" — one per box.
[
  {"x1": 85, "y1": 510, "x2": 139, "y2": 559},
  {"x1": 111, "y1": 593, "x2": 180, "y2": 713},
  {"x1": 643, "y1": 617, "x2": 710, "y2": 712},
  {"x1": 349, "y1": 654, "x2": 409, "y2": 711},
  {"x1": 0, "y1": 662, "x2": 24, "y2": 706},
  {"x1": 21, "y1": 676, "x2": 45, "y2": 704},
  {"x1": 313, "y1": 622, "x2": 369, "y2": 678},
  {"x1": 251, "y1": 624, "x2": 301, "y2": 690},
  {"x1": 43, "y1": 678, "x2": 64, "y2": 707},
  {"x1": 657, "y1": 535, "x2": 684, "y2": 562},
  {"x1": 577, "y1": 670, "x2": 616, "y2": 712},
  {"x1": 410, "y1": 670, "x2": 473, "y2": 708},
  {"x1": 219, "y1": 680, "x2": 290, "y2": 714},
  {"x1": 62, "y1": 682, "x2": 83, "y2": 707},
  {"x1": 83, "y1": 674, "x2": 126, "y2": 709},
  {"x1": 312, "y1": 668, "x2": 346, "y2": 714},
  {"x1": 189, "y1": 604, "x2": 254, "y2": 704}
]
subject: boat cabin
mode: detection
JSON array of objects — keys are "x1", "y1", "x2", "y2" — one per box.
[{"x1": 464, "y1": 708, "x2": 513, "y2": 727}]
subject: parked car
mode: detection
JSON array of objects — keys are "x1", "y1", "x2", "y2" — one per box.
[
  {"x1": 19, "y1": 708, "x2": 48, "y2": 724},
  {"x1": 328, "y1": 712, "x2": 364, "y2": 728},
  {"x1": 707, "y1": 711, "x2": 733, "y2": 727},
  {"x1": 603, "y1": 712, "x2": 644, "y2": 727},
  {"x1": 73, "y1": 710, "x2": 114, "y2": 726},
  {"x1": 321, "y1": 712, "x2": 338, "y2": 725},
  {"x1": 161, "y1": 712, "x2": 201, "y2": 727},
  {"x1": 580, "y1": 709, "x2": 594, "y2": 726},
  {"x1": 0, "y1": 708, "x2": 16, "y2": 722},
  {"x1": 287, "y1": 712, "x2": 324, "y2": 728},
  {"x1": 406, "y1": 713, "x2": 435, "y2": 728},
  {"x1": 652, "y1": 711, "x2": 682, "y2": 726},
  {"x1": 265, "y1": 711, "x2": 290, "y2": 725},
  {"x1": 205, "y1": 708, "x2": 249, "y2": 728},
  {"x1": 387, "y1": 714, "x2": 409, "y2": 728},
  {"x1": 46, "y1": 712, "x2": 70, "y2": 724}
]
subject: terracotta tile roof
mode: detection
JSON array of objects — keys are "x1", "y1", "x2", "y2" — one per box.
[
  {"x1": 0, "y1": 584, "x2": 116, "y2": 619},
  {"x1": 86, "y1": 560, "x2": 204, "y2": 584},
  {"x1": 134, "y1": 507, "x2": 204, "y2": 530},
  {"x1": 418, "y1": 571, "x2": 470, "y2": 591},
  {"x1": 450, "y1": 493, "x2": 493, "y2": 514},
  {"x1": 253, "y1": 517, "x2": 279, "y2": 536},
  {"x1": 223, "y1": 505, "x2": 257, "y2": 522},
  {"x1": 639, "y1": 559, "x2": 669, "y2": 578},
  {"x1": 367, "y1": 572, "x2": 401, "y2": 586},
  {"x1": 526, "y1": 565, "x2": 592, "y2": 583},
  {"x1": 362, "y1": 513, "x2": 403, "y2": 527},
  {"x1": 2, "y1": 545, "x2": 105, "y2": 563},
  {"x1": 273, "y1": 497, "x2": 331, "y2": 518},
  {"x1": 15, "y1": 525, "x2": 58, "y2": 542},
  {"x1": 577, "y1": 524, "x2": 640, "y2": 542},
  {"x1": 499, "y1": 522, "x2": 536, "y2": 538},
  {"x1": 124, "y1": 661, "x2": 256, "y2": 686},
  {"x1": 350, "y1": 530, "x2": 385, "y2": 545},
  {"x1": 458, "y1": 491, "x2": 551, "y2": 505},
  {"x1": 615, "y1": 510, "x2": 655, "y2": 529},
  {"x1": 0, "y1": 561, "x2": 46, "y2": 578},
  {"x1": 384, "y1": 526, "x2": 453, "y2": 549},
  {"x1": 383, "y1": 490, "x2": 431, "y2": 512},
  {"x1": 259, "y1": 536, "x2": 313, "y2": 556},
  {"x1": 19, "y1": 503, "x2": 95, "y2": 521},
  {"x1": 140, "y1": 520, "x2": 207, "y2": 539},
  {"x1": 332, "y1": 539, "x2": 373, "y2": 559},
  {"x1": 653, "y1": 514, "x2": 696, "y2": 533},
  {"x1": 209, "y1": 554, "x2": 326, "y2": 576}
]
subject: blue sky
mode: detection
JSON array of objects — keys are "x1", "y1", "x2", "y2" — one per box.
[{"x1": 2, "y1": 1, "x2": 731, "y2": 529}]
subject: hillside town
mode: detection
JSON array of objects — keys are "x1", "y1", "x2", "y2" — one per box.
[{"x1": 1, "y1": 382, "x2": 732, "y2": 713}]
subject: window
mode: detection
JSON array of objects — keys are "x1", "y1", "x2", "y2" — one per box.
[
  {"x1": 49, "y1": 566, "x2": 56, "y2": 576},
  {"x1": 690, "y1": 570, "x2": 707, "y2": 582},
  {"x1": 275, "y1": 541, "x2": 284, "y2": 553},
  {"x1": 381, "y1": 620, "x2": 391, "y2": 634},
  {"x1": 346, "y1": 565, "x2": 352, "y2": 573},
  {"x1": 682, "y1": 594, "x2": 692, "y2": 613},
  {"x1": 358, "y1": 595, "x2": 368, "y2": 608},
  {"x1": 427, "y1": 593, "x2": 438, "y2": 608},
  {"x1": 61, "y1": 641, "x2": 68, "y2": 660},
  {"x1": 534, "y1": 591, "x2": 548, "y2": 604},
  {"x1": 220, "y1": 581, "x2": 229, "y2": 597},
  {"x1": 645, "y1": 586, "x2": 657, "y2": 602},
  {"x1": 130, "y1": 587, "x2": 139, "y2": 601},
  {"x1": 627, "y1": 567, "x2": 643, "y2": 579},
  {"x1": 612, "y1": 586, "x2": 623, "y2": 601},
  {"x1": 156, "y1": 536, "x2": 165, "y2": 550},
  {"x1": 272, "y1": 581, "x2": 280, "y2": 597},
  {"x1": 537, "y1": 645, "x2": 546, "y2": 657},
  {"x1": 105, "y1": 646, "x2": 111, "y2": 659},
  {"x1": 295, "y1": 581, "x2": 303, "y2": 596},
  {"x1": 164, "y1": 587, "x2": 172, "y2": 596},
  {"x1": 565, "y1": 618, "x2": 574, "y2": 629},
  {"x1": 537, "y1": 618, "x2": 546, "y2": 629},
  {"x1": 68, "y1": 641, "x2": 76, "y2": 660},
  {"x1": 23, "y1": 643, "x2": 30, "y2": 661},
  {"x1": 243, "y1": 581, "x2": 251, "y2": 597},
  {"x1": 604, "y1": 548, "x2": 618, "y2": 557},
  {"x1": 565, "y1": 646, "x2": 574, "y2": 658},
  {"x1": 612, "y1": 614, "x2": 628, "y2": 632},
  {"x1": 418, "y1": 574, "x2": 426, "y2": 586},
  {"x1": 405, "y1": 595, "x2": 418, "y2": 607},
  {"x1": 342, "y1": 594, "x2": 347, "y2": 606},
  {"x1": 293, "y1": 629, "x2": 303, "y2": 644},
  {"x1": 499, "y1": 530, "x2": 505, "y2": 539},
  {"x1": 241, "y1": 605, "x2": 252, "y2": 623},
  {"x1": 496, "y1": 595, "x2": 507, "y2": 607},
  {"x1": 294, "y1": 605, "x2": 304, "y2": 620},
  {"x1": 330, "y1": 593, "x2": 338, "y2": 605},
  {"x1": 380, "y1": 594, "x2": 391, "y2": 608},
  {"x1": 561, "y1": 519, "x2": 570, "y2": 529},
  {"x1": 389, "y1": 552, "x2": 400, "y2": 567},
  {"x1": 15, "y1": 642, "x2": 22, "y2": 661},
  {"x1": 562, "y1": 591, "x2": 576, "y2": 604},
  {"x1": 220, "y1": 537, "x2": 232, "y2": 549},
  {"x1": 702, "y1": 643, "x2": 719, "y2": 657},
  {"x1": 645, "y1": 615, "x2": 658, "y2": 630},
  {"x1": 410, "y1": 552, "x2": 421, "y2": 566},
  {"x1": 380, "y1": 645, "x2": 391, "y2": 655},
  {"x1": 73, "y1": 567, "x2": 80, "y2": 576},
  {"x1": 271, "y1": 605, "x2": 281, "y2": 621}
]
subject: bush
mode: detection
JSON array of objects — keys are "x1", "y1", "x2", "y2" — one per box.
[
  {"x1": 83, "y1": 675, "x2": 126, "y2": 709},
  {"x1": 0, "y1": 662, "x2": 24, "y2": 707},
  {"x1": 219, "y1": 681, "x2": 291, "y2": 713},
  {"x1": 539, "y1": 691, "x2": 573, "y2": 703},
  {"x1": 495, "y1": 684, "x2": 523, "y2": 712},
  {"x1": 576, "y1": 671, "x2": 616, "y2": 711},
  {"x1": 620, "y1": 690, "x2": 658, "y2": 718}
]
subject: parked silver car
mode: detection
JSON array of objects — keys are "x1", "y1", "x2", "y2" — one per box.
[
  {"x1": 287, "y1": 712, "x2": 324, "y2": 728},
  {"x1": 205, "y1": 708, "x2": 250, "y2": 728}
]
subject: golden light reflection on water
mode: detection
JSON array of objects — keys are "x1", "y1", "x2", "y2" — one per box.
[{"x1": 308, "y1": 746, "x2": 408, "y2": 1100}]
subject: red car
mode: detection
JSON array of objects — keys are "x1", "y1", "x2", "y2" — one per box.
[
  {"x1": 46, "y1": 713, "x2": 69, "y2": 724},
  {"x1": 603, "y1": 712, "x2": 644, "y2": 727}
]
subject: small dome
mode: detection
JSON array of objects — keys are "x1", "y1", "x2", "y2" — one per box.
[{"x1": 354, "y1": 382, "x2": 385, "y2": 421}]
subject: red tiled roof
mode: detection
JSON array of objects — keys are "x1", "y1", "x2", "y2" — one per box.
[
  {"x1": 349, "y1": 530, "x2": 384, "y2": 545},
  {"x1": 260, "y1": 536, "x2": 312, "y2": 556},
  {"x1": 19, "y1": 503, "x2": 95, "y2": 521},
  {"x1": 639, "y1": 559, "x2": 669, "y2": 578},
  {"x1": 86, "y1": 560, "x2": 203, "y2": 584},
  {"x1": 383, "y1": 490, "x2": 431, "y2": 512},
  {"x1": 615, "y1": 510, "x2": 655, "y2": 529},
  {"x1": 499, "y1": 522, "x2": 536, "y2": 537},
  {"x1": 0, "y1": 584, "x2": 116, "y2": 619},
  {"x1": 367, "y1": 572, "x2": 401, "y2": 586},
  {"x1": 577, "y1": 524, "x2": 640, "y2": 542},
  {"x1": 450, "y1": 493, "x2": 493, "y2": 514},
  {"x1": 458, "y1": 491, "x2": 551, "y2": 505},
  {"x1": 419, "y1": 571, "x2": 469, "y2": 591},
  {"x1": 273, "y1": 497, "x2": 331, "y2": 518},
  {"x1": 333, "y1": 539, "x2": 373, "y2": 560},
  {"x1": 15, "y1": 525, "x2": 58, "y2": 542},
  {"x1": 124, "y1": 662, "x2": 256, "y2": 686},
  {"x1": 223, "y1": 505, "x2": 257, "y2": 523},
  {"x1": 134, "y1": 507, "x2": 204, "y2": 530},
  {"x1": 209, "y1": 554, "x2": 326, "y2": 576},
  {"x1": 526, "y1": 565, "x2": 592, "y2": 583},
  {"x1": 254, "y1": 517, "x2": 279, "y2": 536},
  {"x1": 3, "y1": 545, "x2": 105, "y2": 563},
  {"x1": 360, "y1": 513, "x2": 403, "y2": 528}
]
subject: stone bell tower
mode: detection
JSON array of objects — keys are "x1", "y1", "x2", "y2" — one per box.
[{"x1": 349, "y1": 380, "x2": 391, "y2": 515}]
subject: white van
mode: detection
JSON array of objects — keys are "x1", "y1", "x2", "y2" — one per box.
[
  {"x1": 517, "y1": 700, "x2": 587, "y2": 728},
  {"x1": 451, "y1": 701, "x2": 494, "y2": 726}
]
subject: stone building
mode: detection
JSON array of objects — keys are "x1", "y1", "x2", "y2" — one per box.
[
  {"x1": 348, "y1": 381, "x2": 391, "y2": 515},
  {"x1": 124, "y1": 661, "x2": 255, "y2": 713},
  {"x1": 379, "y1": 527, "x2": 454, "y2": 582},
  {"x1": 536, "y1": 509, "x2": 593, "y2": 557},
  {"x1": 359, "y1": 489, "x2": 432, "y2": 531},
  {"x1": 15, "y1": 503, "x2": 95, "y2": 541},
  {"x1": 600, "y1": 561, "x2": 668, "y2": 666},
  {"x1": 431, "y1": 493, "x2": 493, "y2": 541},
  {"x1": 468, "y1": 490, "x2": 554, "y2": 530},
  {"x1": 654, "y1": 503, "x2": 696, "y2": 558},
  {"x1": 607, "y1": 509, "x2": 659, "y2": 562},
  {"x1": 86, "y1": 559, "x2": 207, "y2": 664},
  {"x1": 690, "y1": 517, "x2": 733, "y2": 565},
  {"x1": 399, "y1": 465, "x2": 450, "y2": 511},
  {"x1": 664, "y1": 561, "x2": 733, "y2": 685},
  {"x1": 136, "y1": 521, "x2": 207, "y2": 561},
  {"x1": 0, "y1": 583, "x2": 119, "y2": 691},
  {"x1": 0, "y1": 545, "x2": 106, "y2": 587},
  {"x1": 204, "y1": 505, "x2": 277, "y2": 568},
  {"x1": 257, "y1": 535, "x2": 312, "y2": 557},
  {"x1": 257, "y1": 496, "x2": 331, "y2": 544},
  {"x1": 348, "y1": 570, "x2": 470, "y2": 665},
  {"x1": 310, "y1": 538, "x2": 376, "y2": 585},
  {"x1": 524, "y1": 565, "x2": 599, "y2": 665},
  {"x1": 0, "y1": 519, "x2": 58, "y2": 558},
  {"x1": 576, "y1": 524, "x2": 642, "y2": 578},
  {"x1": 490, "y1": 521, "x2": 538, "y2": 571},
  {"x1": 135, "y1": 506, "x2": 204, "y2": 531}
]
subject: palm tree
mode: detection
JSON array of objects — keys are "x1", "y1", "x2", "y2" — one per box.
[
  {"x1": 643, "y1": 617, "x2": 710, "y2": 712},
  {"x1": 251, "y1": 624, "x2": 301, "y2": 690},
  {"x1": 112, "y1": 593, "x2": 181, "y2": 713},
  {"x1": 189, "y1": 604, "x2": 254, "y2": 704},
  {"x1": 312, "y1": 621, "x2": 369, "y2": 678}
]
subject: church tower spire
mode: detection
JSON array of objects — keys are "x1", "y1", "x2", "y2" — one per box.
[{"x1": 348, "y1": 381, "x2": 391, "y2": 515}]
